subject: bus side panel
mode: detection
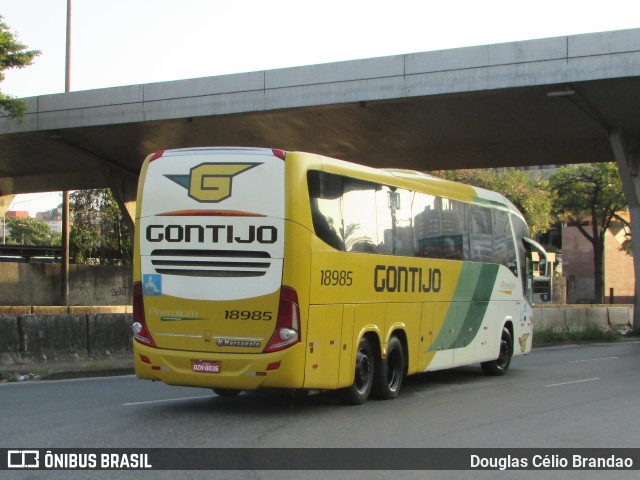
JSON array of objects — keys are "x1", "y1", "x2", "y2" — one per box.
[
  {"x1": 418, "y1": 302, "x2": 435, "y2": 371},
  {"x1": 449, "y1": 300, "x2": 491, "y2": 368},
  {"x1": 304, "y1": 304, "x2": 343, "y2": 389},
  {"x1": 385, "y1": 303, "x2": 421, "y2": 375},
  {"x1": 473, "y1": 300, "x2": 518, "y2": 364},
  {"x1": 337, "y1": 304, "x2": 356, "y2": 388},
  {"x1": 450, "y1": 302, "x2": 496, "y2": 368},
  {"x1": 425, "y1": 302, "x2": 456, "y2": 371}
]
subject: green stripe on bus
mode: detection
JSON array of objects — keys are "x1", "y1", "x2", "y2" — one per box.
[
  {"x1": 456, "y1": 263, "x2": 499, "y2": 346},
  {"x1": 429, "y1": 263, "x2": 499, "y2": 351}
]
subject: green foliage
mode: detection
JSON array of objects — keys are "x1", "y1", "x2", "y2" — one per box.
[
  {"x1": 430, "y1": 168, "x2": 553, "y2": 236},
  {"x1": 549, "y1": 163, "x2": 628, "y2": 302},
  {"x1": 5, "y1": 216, "x2": 60, "y2": 246},
  {"x1": 549, "y1": 163, "x2": 627, "y2": 229},
  {"x1": 0, "y1": 15, "x2": 41, "y2": 120},
  {"x1": 70, "y1": 189, "x2": 132, "y2": 265}
]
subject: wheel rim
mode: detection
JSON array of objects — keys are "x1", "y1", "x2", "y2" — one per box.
[
  {"x1": 386, "y1": 348, "x2": 402, "y2": 392},
  {"x1": 496, "y1": 335, "x2": 511, "y2": 369},
  {"x1": 355, "y1": 348, "x2": 372, "y2": 393}
]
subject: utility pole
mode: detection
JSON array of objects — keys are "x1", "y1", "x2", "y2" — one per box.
[
  {"x1": 61, "y1": 0, "x2": 72, "y2": 306},
  {"x1": 65, "y1": 0, "x2": 71, "y2": 93}
]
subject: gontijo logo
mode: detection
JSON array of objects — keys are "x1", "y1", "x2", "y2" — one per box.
[{"x1": 165, "y1": 162, "x2": 261, "y2": 203}]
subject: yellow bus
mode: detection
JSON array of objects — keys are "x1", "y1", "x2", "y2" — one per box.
[{"x1": 133, "y1": 147, "x2": 545, "y2": 404}]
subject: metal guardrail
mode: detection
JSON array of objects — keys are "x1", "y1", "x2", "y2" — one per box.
[{"x1": 0, "y1": 245, "x2": 62, "y2": 259}]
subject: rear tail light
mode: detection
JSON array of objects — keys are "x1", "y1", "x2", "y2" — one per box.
[
  {"x1": 272, "y1": 148, "x2": 286, "y2": 160},
  {"x1": 149, "y1": 150, "x2": 165, "y2": 162},
  {"x1": 132, "y1": 281, "x2": 156, "y2": 347},
  {"x1": 264, "y1": 286, "x2": 300, "y2": 352}
]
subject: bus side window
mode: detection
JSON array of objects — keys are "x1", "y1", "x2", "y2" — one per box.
[
  {"x1": 413, "y1": 192, "x2": 442, "y2": 258},
  {"x1": 494, "y1": 210, "x2": 516, "y2": 269},
  {"x1": 441, "y1": 199, "x2": 465, "y2": 261},
  {"x1": 343, "y1": 177, "x2": 379, "y2": 253},
  {"x1": 468, "y1": 206, "x2": 493, "y2": 263},
  {"x1": 374, "y1": 187, "x2": 394, "y2": 254},
  {"x1": 384, "y1": 187, "x2": 414, "y2": 256}
]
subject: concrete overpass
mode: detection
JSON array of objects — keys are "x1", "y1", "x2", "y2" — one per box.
[
  {"x1": 1, "y1": 28, "x2": 640, "y2": 322},
  {"x1": 1, "y1": 28, "x2": 639, "y2": 195}
]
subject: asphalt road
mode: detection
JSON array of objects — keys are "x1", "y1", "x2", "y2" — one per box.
[{"x1": 2, "y1": 341, "x2": 639, "y2": 480}]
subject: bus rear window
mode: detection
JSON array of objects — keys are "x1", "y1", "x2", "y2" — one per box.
[{"x1": 308, "y1": 171, "x2": 345, "y2": 251}]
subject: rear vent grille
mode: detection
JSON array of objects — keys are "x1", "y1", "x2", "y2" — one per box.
[{"x1": 150, "y1": 249, "x2": 271, "y2": 277}]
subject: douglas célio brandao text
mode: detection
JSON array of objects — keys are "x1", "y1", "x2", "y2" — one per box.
[{"x1": 470, "y1": 454, "x2": 634, "y2": 470}]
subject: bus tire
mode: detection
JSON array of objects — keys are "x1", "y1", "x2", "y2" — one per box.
[
  {"x1": 481, "y1": 326, "x2": 513, "y2": 376},
  {"x1": 341, "y1": 336, "x2": 374, "y2": 405},
  {"x1": 372, "y1": 335, "x2": 404, "y2": 400},
  {"x1": 213, "y1": 388, "x2": 241, "y2": 398}
]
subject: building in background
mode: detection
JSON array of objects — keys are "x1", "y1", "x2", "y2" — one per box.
[
  {"x1": 5, "y1": 210, "x2": 28, "y2": 218},
  {"x1": 562, "y1": 214, "x2": 633, "y2": 304},
  {"x1": 36, "y1": 205, "x2": 63, "y2": 234},
  {"x1": 1, "y1": 207, "x2": 63, "y2": 243}
]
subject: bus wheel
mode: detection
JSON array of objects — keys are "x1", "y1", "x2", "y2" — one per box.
[
  {"x1": 341, "y1": 337, "x2": 374, "y2": 405},
  {"x1": 213, "y1": 388, "x2": 241, "y2": 398},
  {"x1": 481, "y1": 327, "x2": 513, "y2": 376},
  {"x1": 372, "y1": 336, "x2": 404, "y2": 400}
]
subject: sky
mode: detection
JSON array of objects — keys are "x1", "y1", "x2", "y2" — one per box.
[{"x1": 2, "y1": 0, "x2": 640, "y2": 215}]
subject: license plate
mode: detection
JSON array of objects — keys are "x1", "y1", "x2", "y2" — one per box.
[{"x1": 191, "y1": 360, "x2": 221, "y2": 373}]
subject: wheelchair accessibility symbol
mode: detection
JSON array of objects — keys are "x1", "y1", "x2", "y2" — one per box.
[{"x1": 143, "y1": 274, "x2": 162, "y2": 296}]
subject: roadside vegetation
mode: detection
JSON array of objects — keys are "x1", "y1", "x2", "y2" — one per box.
[{"x1": 533, "y1": 324, "x2": 622, "y2": 347}]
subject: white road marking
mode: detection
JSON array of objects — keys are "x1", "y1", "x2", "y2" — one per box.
[
  {"x1": 545, "y1": 378, "x2": 600, "y2": 388},
  {"x1": 123, "y1": 395, "x2": 212, "y2": 406},
  {"x1": 568, "y1": 356, "x2": 619, "y2": 363}
]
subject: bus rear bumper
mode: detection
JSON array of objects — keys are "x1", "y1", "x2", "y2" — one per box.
[{"x1": 133, "y1": 342, "x2": 306, "y2": 390}]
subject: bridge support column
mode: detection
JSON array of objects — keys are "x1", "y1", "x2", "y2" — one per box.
[
  {"x1": 610, "y1": 129, "x2": 640, "y2": 330},
  {"x1": 107, "y1": 168, "x2": 137, "y2": 233},
  {"x1": 0, "y1": 194, "x2": 14, "y2": 244}
]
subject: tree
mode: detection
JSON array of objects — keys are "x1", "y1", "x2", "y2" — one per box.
[
  {"x1": 430, "y1": 168, "x2": 553, "y2": 236},
  {"x1": 70, "y1": 189, "x2": 132, "y2": 265},
  {"x1": 5, "y1": 216, "x2": 60, "y2": 246},
  {"x1": 549, "y1": 163, "x2": 629, "y2": 303},
  {"x1": 0, "y1": 15, "x2": 41, "y2": 120}
]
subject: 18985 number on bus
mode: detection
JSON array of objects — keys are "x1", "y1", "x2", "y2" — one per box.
[{"x1": 320, "y1": 270, "x2": 353, "y2": 286}]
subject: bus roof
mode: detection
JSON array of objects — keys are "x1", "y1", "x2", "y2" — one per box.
[{"x1": 306, "y1": 152, "x2": 524, "y2": 219}]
